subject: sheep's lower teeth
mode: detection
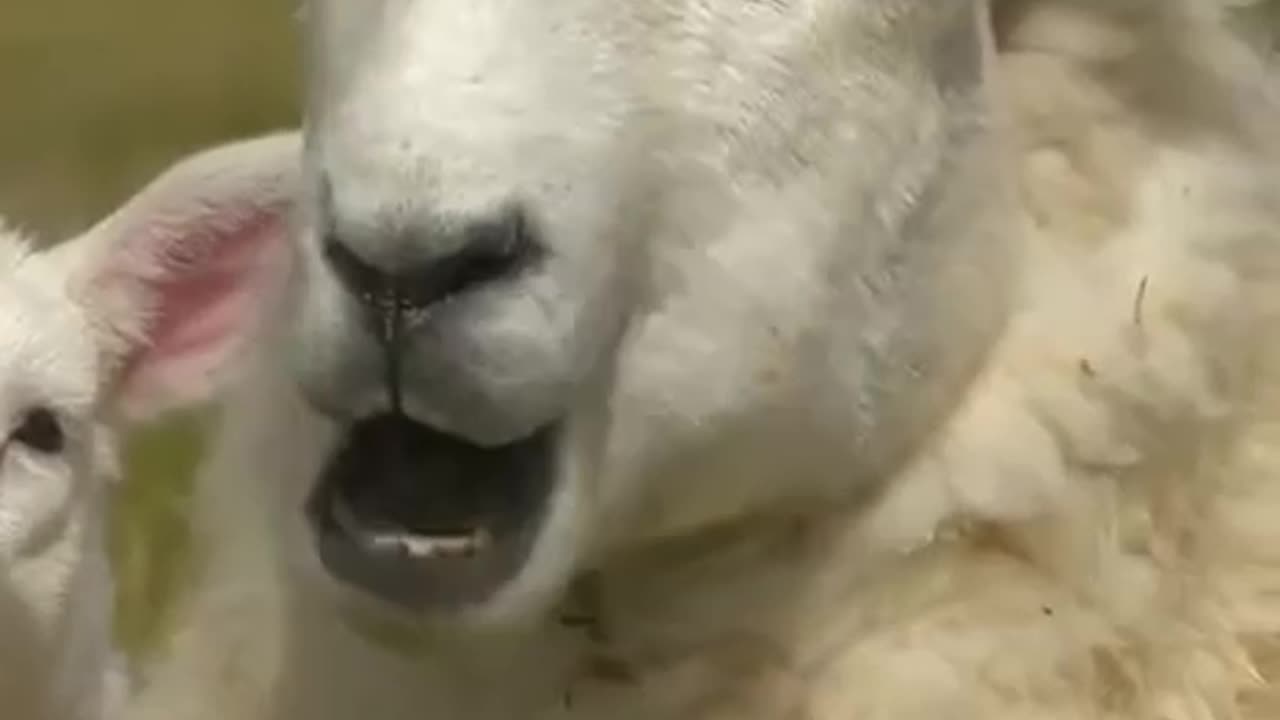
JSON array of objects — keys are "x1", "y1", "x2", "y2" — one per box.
[
  {"x1": 332, "y1": 497, "x2": 490, "y2": 559},
  {"x1": 366, "y1": 529, "x2": 490, "y2": 559}
]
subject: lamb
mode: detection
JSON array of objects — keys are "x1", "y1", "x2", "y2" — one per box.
[
  {"x1": 125, "y1": 1, "x2": 1280, "y2": 718},
  {"x1": 0, "y1": 131, "x2": 298, "y2": 720}
]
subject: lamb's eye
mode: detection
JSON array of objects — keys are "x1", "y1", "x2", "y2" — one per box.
[{"x1": 11, "y1": 407, "x2": 65, "y2": 454}]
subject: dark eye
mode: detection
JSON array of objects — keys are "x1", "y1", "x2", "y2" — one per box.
[{"x1": 11, "y1": 407, "x2": 65, "y2": 454}]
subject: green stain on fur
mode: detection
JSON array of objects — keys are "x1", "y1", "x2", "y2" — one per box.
[{"x1": 108, "y1": 409, "x2": 216, "y2": 661}]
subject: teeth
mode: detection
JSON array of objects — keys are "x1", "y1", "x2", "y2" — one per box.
[
  {"x1": 372, "y1": 529, "x2": 491, "y2": 560},
  {"x1": 331, "y1": 498, "x2": 491, "y2": 560}
]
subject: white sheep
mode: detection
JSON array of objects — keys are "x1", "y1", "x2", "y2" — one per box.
[
  {"x1": 123, "y1": 1, "x2": 1280, "y2": 719},
  {"x1": 0, "y1": 131, "x2": 298, "y2": 720}
]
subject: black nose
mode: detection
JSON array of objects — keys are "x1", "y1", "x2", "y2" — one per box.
[{"x1": 322, "y1": 206, "x2": 538, "y2": 314}]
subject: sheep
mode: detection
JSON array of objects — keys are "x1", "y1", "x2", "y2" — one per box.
[
  {"x1": 124, "y1": 1, "x2": 1280, "y2": 718},
  {"x1": 0, "y1": 131, "x2": 298, "y2": 720}
]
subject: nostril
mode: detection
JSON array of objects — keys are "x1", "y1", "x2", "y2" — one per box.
[
  {"x1": 406, "y1": 206, "x2": 538, "y2": 308},
  {"x1": 322, "y1": 206, "x2": 539, "y2": 313},
  {"x1": 323, "y1": 236, "x2": 393, "y2": 308}
]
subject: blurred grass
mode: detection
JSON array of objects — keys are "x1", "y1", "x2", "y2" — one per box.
[
  {"x1": 1230, "y1": 1, "x2": 1280, "y2": 59},
  {"x1": 0, "y1": 0, "x2": 298, "y2": 660}
]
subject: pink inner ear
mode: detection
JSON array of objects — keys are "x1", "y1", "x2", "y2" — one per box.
[{"x1": 114, "y1": 210, "x2": 288, "y2": 420}]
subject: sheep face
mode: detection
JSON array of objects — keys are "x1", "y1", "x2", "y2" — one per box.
[
  {"x1": 284, "y1": 0, "x2": 1015, "y2": 624},
  {"x1": 0, "y1": 133, "x2": 300, "y2": 719}
]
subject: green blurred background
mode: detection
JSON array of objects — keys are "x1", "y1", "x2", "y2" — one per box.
[
  {"x1": 0, "y1": 0, "x2": 1276, "y2": 671},
  {"x1": 0, "y1": 0, "x2": 298, "y2": 661}
]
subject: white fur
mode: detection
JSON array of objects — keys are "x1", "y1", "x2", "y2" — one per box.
[
  {"x1": 127, "y1": 1, "x2": 1280, "y2": 718},
  {"x1": 0, "y1": 133, "x2": 298, "y2": 720}
]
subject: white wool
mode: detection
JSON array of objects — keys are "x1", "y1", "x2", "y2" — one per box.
[{"x1": 125, "y1": 1, "x2": 1280, "y2": 719}]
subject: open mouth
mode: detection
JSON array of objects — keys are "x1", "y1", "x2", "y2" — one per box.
[{"x1": 306, "y1": 412, "x2": 558, "y2": 611}]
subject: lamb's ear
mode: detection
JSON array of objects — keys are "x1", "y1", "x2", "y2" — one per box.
[{"x1": 53, "y1": 131, "x2": 301, "y2": 424}]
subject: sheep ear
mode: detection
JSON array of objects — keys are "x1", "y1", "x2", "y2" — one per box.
[{"x1": 53, "y1": 132, "x2": 301, "y2": 424}]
